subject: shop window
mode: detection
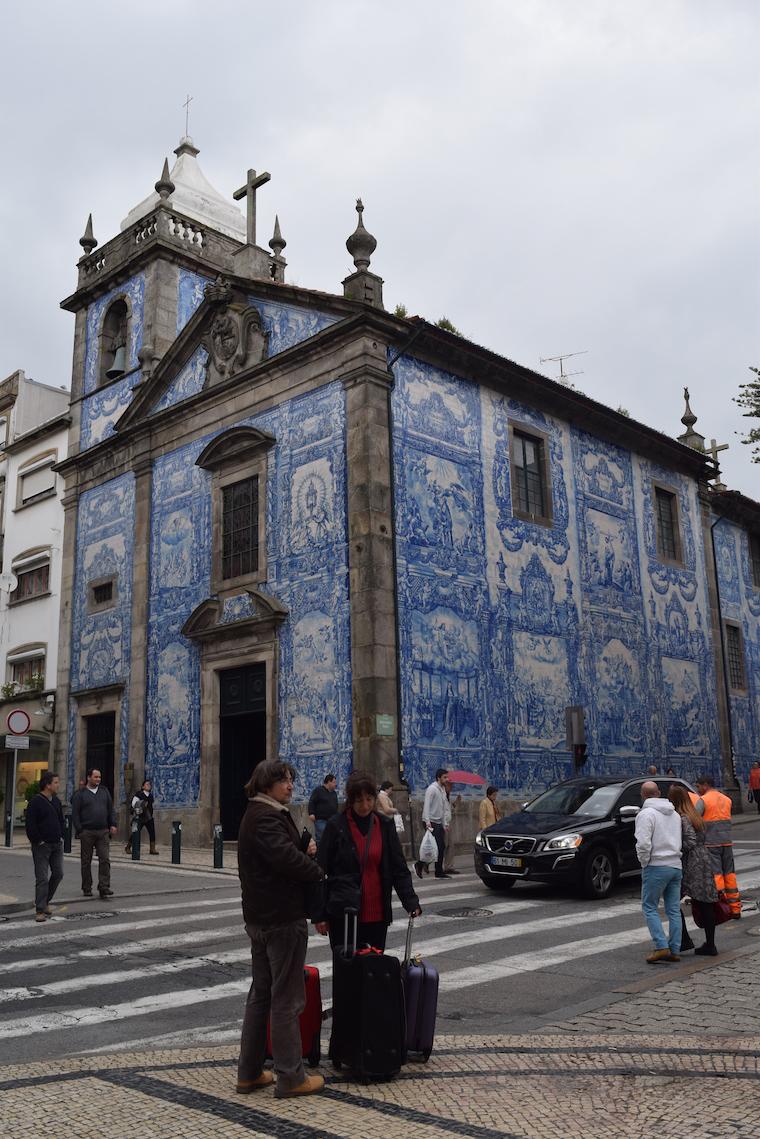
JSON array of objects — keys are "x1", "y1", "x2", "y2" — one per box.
[
  {"x1": 724, "y1": 622, "x2": 747, "y2": 692},
  {"x1": 750, "y1": 533, "x2": 760, "y2": 591},
  {"x1": 509, "y1": 424, "x2": 552, "y2": 527},
  {"x1": 654, "y1": 484, "x2": 683, "y2": 565}
]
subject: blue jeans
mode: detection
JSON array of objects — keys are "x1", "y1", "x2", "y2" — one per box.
[
  {"x1": 314, "y1": 819, "x2": 327, "y2": 846},
  {"x1": 641, "y1": 865, "x2": 682, "y2": 952}
]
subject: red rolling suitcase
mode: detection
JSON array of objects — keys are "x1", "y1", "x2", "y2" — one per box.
[
  {"x1": 266, "y1": 965, "x2": 322, "y2": 1068},
  {"x1": 329, "y1": 908, "x2": 406, "y2": 1080},
  {"x1": 402, "y1": 915, "x2": 439, "y2": 1061}
]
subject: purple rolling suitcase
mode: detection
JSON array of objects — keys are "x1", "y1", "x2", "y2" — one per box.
[{"x1": 402, "y1": 915, "x2": 439, "y2": 1061}]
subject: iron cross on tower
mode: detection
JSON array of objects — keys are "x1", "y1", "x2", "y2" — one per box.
[
  {"x1": 233, "y1": 168, "x2": 271, "y2": 246},
  {"x1": 183, "y1": 93, "x2": 193, "y2": 136}
]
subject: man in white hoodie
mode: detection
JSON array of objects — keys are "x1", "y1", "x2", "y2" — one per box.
[{"x1": 634, "y1": 781, "x2": 683, "y2": 964}]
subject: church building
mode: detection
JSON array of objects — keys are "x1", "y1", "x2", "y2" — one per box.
[{"x1": 54, "y1": 136, "x2": 760, "y2": 843}]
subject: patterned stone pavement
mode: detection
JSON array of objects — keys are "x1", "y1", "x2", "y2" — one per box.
[{"x1": 2, "y1": 1030, "x2": 760, "y2": 1138}]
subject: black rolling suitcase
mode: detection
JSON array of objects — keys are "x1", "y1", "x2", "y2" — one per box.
[{"x1": 329, "y1": 908, "x2": 406, "y2": 1080}]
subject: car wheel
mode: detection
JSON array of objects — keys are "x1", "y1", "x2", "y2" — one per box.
[
  {"x1": 480, "y1": 876, "x2": 516, "y2": 891},
  {"x1": 580, "y1": 848, "x2": 616, "y2": 899}
]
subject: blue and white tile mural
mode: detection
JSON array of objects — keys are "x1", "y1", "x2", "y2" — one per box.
[
  {"x1": 145, "y1": 380, "x2": 351, "y2": 807},
  {"x1": 79, "y1": 274, "x2": 145, "y2": 450},
  {"x1": 177, "y1": 269, "x2": 211, "y2": 333},
  {"x1": 391, "y1": 354, "x2": 723, "y2": 798},
  {"x1": 247, "y1": 297, "x2": 338, "y2": 357},
  {"x1": 714, "y1": 518, "x2": 760, "y2": 786},
  {"x1": 68, "y1": 473, "x2": 135, "y2": 801},
  {"x1": 151, "y1": 347, "x2": 208, "y2": 414}
]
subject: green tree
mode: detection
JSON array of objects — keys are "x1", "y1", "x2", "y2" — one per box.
[
  {"x1": 736, "y1": 366, "x2": 760, "y2": 462},
  {"x1": 393, "y1": 303, "x2": 408, "y2": 318},
  {"x1": 435, "y1": 316, "x2": 462, "y2": 335}
]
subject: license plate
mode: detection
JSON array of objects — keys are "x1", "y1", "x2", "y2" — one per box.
[{"x1": 491, "y1": 855, "x2": 522, "y2": 868}]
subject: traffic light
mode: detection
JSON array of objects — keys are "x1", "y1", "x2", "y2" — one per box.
[{"x1": 573, "y1": 743, "x2": 588, "y2": 768}]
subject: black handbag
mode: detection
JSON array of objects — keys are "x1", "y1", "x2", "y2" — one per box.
[{"x1": 326, "y1": 815, "x2": 374, "y2": 916}]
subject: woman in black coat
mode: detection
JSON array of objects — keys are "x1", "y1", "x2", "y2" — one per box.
[{"x1": 314, "y1": 770, "x2": 421, "y2": 951}]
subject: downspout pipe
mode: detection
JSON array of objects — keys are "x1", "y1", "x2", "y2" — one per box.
[{"x1": 709, "y1": 514, "x2": 738, "y2": 792}]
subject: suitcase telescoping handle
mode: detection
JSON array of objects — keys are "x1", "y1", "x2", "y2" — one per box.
[
  {"x1": 403, "y1": 912, "x2": 417, "y2": 965},
  {"x1": 343, "y1": 906, "x2": 359, "y2": 957}
]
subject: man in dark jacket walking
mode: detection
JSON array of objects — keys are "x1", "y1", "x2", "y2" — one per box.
[
  {"x1": 308, "y1": 772, "x2": 338, "y2": 847},
  {"x1": 25, "y1": 771, "x2": 65, "y2": 922},
  {"x1": 237, "y1": 759, "x2": 324, "y2": 1100},
  {"x1": 71, "y1": 768, "x2": 117, "y2": 899}
]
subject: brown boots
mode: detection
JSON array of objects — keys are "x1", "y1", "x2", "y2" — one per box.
[{"x1": 149, "y1": 843, "x2": 159, "y2": 855}]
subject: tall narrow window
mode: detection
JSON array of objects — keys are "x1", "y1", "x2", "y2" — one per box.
[
  {"x1": 510, "y1": 428, "x2": 551, "y2": 524},
  {"x1": 654, "y1": 486, "x2": 681, "y2": 563},
  {"x1": 750, "y1": 533, "x2": 760, "y2": 591},
  {"x1": 724, "y1": 623, "x2": 746, "y2": 691},
  {"x1": 222, "y1": 476, "x2": 259, "y2": 580}
]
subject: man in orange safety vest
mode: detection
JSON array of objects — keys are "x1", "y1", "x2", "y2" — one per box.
[{"x1": 695, "y1": 775, "x2": 741, "y2": 918}]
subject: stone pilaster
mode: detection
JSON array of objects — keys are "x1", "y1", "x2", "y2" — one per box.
[
  {"x1": 699, "y1": 489, "x2": 739, "y2": 802},
  {"x1": 141, "y1": 257, "x2": 179, "y2": 364},
  {"x1": 54, "y1": 480, "x2": 80, "y2": 798},
  {"x1": 125, "y1": 444, "x2": 153, "y2": 798},
  {"x1": 342, "y1": 361, "x2": 400, "y2": 787}
]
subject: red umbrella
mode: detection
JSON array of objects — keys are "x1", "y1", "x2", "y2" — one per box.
[{"x1": 445, "y1": 771, "x2": 487, "y2": 785}]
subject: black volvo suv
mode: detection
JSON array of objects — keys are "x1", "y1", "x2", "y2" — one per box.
[{"x1": 474, "y1": 775, "x2": 695, "y2": 899}]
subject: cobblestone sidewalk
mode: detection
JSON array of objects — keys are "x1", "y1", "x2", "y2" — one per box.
[{"x1": 1, "y1": 1030, "x2": 759, "y2": 1139}]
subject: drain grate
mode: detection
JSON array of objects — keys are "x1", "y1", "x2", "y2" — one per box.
[
  {"x1": 435, "y1": 906, "x2": 493, "y2": 919},
  {"x1": 63, "y1": 911, "x2": 118, "y2": 921}
]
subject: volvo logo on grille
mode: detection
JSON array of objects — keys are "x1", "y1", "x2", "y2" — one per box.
[{"x1": 503, "y1": 840, "x2": 513, "y2": 851}]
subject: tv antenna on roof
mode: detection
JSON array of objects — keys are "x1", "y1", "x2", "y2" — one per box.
[{"x1": 539, "y1": 350, "x2": 588, "y2": 386}]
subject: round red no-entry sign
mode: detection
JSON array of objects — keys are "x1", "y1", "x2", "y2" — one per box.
[{"x1": 7, "y1": 709, "x2": 31, "y2": 735}]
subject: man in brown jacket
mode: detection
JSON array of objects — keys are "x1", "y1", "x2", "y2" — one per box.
[{"x1": 236, "y1": 759, "x2": 324, "y2": 1099}]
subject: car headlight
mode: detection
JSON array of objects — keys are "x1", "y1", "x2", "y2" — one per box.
[
  {"x1": 545, "y1": 833, "x2": 583, "y2": 851},
  {"x1": 475, "y1": 830, "x2": 485, "y2": 848}
]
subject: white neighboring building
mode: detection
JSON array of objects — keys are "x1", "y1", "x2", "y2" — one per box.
[{"x1": 0, "y1": 370, "x2": 69, "y2": 828}]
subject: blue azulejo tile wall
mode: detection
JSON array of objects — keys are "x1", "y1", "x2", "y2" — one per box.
[
  {"x1": 391, "y1": 354, "x2": 723, "y2": 799},
  {"x1": 146, "y1": 380, "x2": 351, "y2": 808},
  {"x1": 713, "y1": 517, "x2": 760, "y2": 784},
  {"x1": 79, "y1": 275, "x2": 145, "y2": 452},
  {"x1": 68, "y1": 473, "x2": 136, "y2": 801}
]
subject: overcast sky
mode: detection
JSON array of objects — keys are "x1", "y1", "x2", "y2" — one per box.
[{"x1": 1, "y1": 1, "x2": 757, "y2": 495}]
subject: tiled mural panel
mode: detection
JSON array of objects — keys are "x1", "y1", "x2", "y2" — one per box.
[
  {"x1": 68, "y1": 473, "x2": 136, "y2": 801},
  {"x1": 177, "y1": 269, "x2": 211, "y2": 333},
  {"x1": 391, "y1": 354, "x2": 723, "y2": 798},
  {"x1": 714, "y1": 518, "x2": 760, "y2": 784},
  {"x1": 152, "y1": 347, "x2": 208, "y2": 413},
  {"x1": 79, "y1": 274, "x2": 145, "y2": 450},
  {"x1": 146, "y1": 381, "x2": 351, "y2": 807}
]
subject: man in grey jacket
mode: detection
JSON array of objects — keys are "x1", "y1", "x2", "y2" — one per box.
[
  {"x1": 634, "y1": 781, "x2": 682, "y2": 964},
  {"x1": 71, "y1": 768, "x2": 118, "y2": 899}
]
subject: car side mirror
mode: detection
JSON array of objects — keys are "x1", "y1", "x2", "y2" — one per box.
[
  {"x1": 618, "y1": 805, "x2": 640, "y2": 820},
  {"x1": 521, "y1": 802, "x2": 528, "y2": 810}
]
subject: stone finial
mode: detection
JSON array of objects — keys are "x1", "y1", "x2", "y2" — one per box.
[
  {"x1": 346, "y1": 198, "x2": 377, "y2": 270},
  {"x1": 155, "y1": 158, "x2": 175, "y2": 200},
  {"x1": 79, "y1": 213, "x2": 97, "y2": 255},
  {"x1": 677, "y1": 386, "x2": 705, "y2": 451},
  {"x1": 269, "y1": 215, "x2": 286, "y2": 257}
]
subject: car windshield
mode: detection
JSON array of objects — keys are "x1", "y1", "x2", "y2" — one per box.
[{"x1": 525, "y1": 783, "x2": 622, "y2": 819}]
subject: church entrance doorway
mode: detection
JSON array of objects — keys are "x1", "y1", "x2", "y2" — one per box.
[
  {"x1": 84, "y1": 712, "x2": 116, "y2": 798},
  {"x1": 219, "y1": 663, "x2": 267, "y2": 839}
]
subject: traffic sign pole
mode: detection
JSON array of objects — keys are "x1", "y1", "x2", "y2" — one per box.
[{"x1": 5, "y1": 749, "x2": 18, "y2": 848}]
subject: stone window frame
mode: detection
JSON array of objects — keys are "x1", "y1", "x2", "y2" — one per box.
[
  {"x1": 196, "y1": 426, "x2": 276, "y2": 599},
  {"x1": 16, "y1": 449, "x2": 58, "y2": 510},
  {"x1": 87, "y1": 574, "x2": 119, "y2": 614},
  {"x1": 97, "y1": 295, "x2": 133, "y2": 389},
  {"x1": 749, "y1": 532, "x2": 760, "y2": 591},
  {"x1": 723, "y1": 620, "x2": 747, "y2": 693},
  {"x1": 652, "y1": 480, "x2": 684, "y2": 568},
  {"x1": 9, "y1": 546, "x2": 52, "y2": 606},
  {"x1": 507, "y1": 420, "x2": 553, "y2": 529}
]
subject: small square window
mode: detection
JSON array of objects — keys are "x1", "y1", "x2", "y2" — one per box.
[
  {"x1": 88, "y1": 576, "x2": 118, "y2": 613},
  {"x1": 222, "y1": 476, "x2": 259, "y2": 580},
  {"x1": 654, "y1": 486, "x2": 682, "y2": 564},
  {"x1": 725, "y1": 623, "x2": 746, "y2": 691},
  {"x1": 749, "y1": 533, "x2": 760, "y2": 591},
  {"x1": 509, "y1": 426, "x2": 552, "y2": 526}
]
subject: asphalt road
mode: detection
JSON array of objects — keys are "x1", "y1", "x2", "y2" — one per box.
[{"x1": 2, "y1": 821, "x2": 759, "y2": 1063}]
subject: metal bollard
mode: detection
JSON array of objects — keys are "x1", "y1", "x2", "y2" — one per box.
[
  {"x1": 63, "y1": 814, "x2": 72, "y2": 853},
  {"x1": 131, "y1": 819, "x2": 141, "y2": 861},
  {"x1": 171, "y1": 819, "x2": 182, "y2": 864},
  {"x1": 213, "y1": 823, "x2": 224, "y2": 869},
  {"x1": 4, "y1": 810, "x2": 11, "y2": 848}
]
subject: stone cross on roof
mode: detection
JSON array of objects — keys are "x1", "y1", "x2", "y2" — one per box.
[{"x1": 233, "y1": 167, "x2": 271, "y2": 246}]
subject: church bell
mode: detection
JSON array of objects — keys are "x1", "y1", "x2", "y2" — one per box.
[{"x1": 106, "y1": 344, "x2": 126, "y2": 379}]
